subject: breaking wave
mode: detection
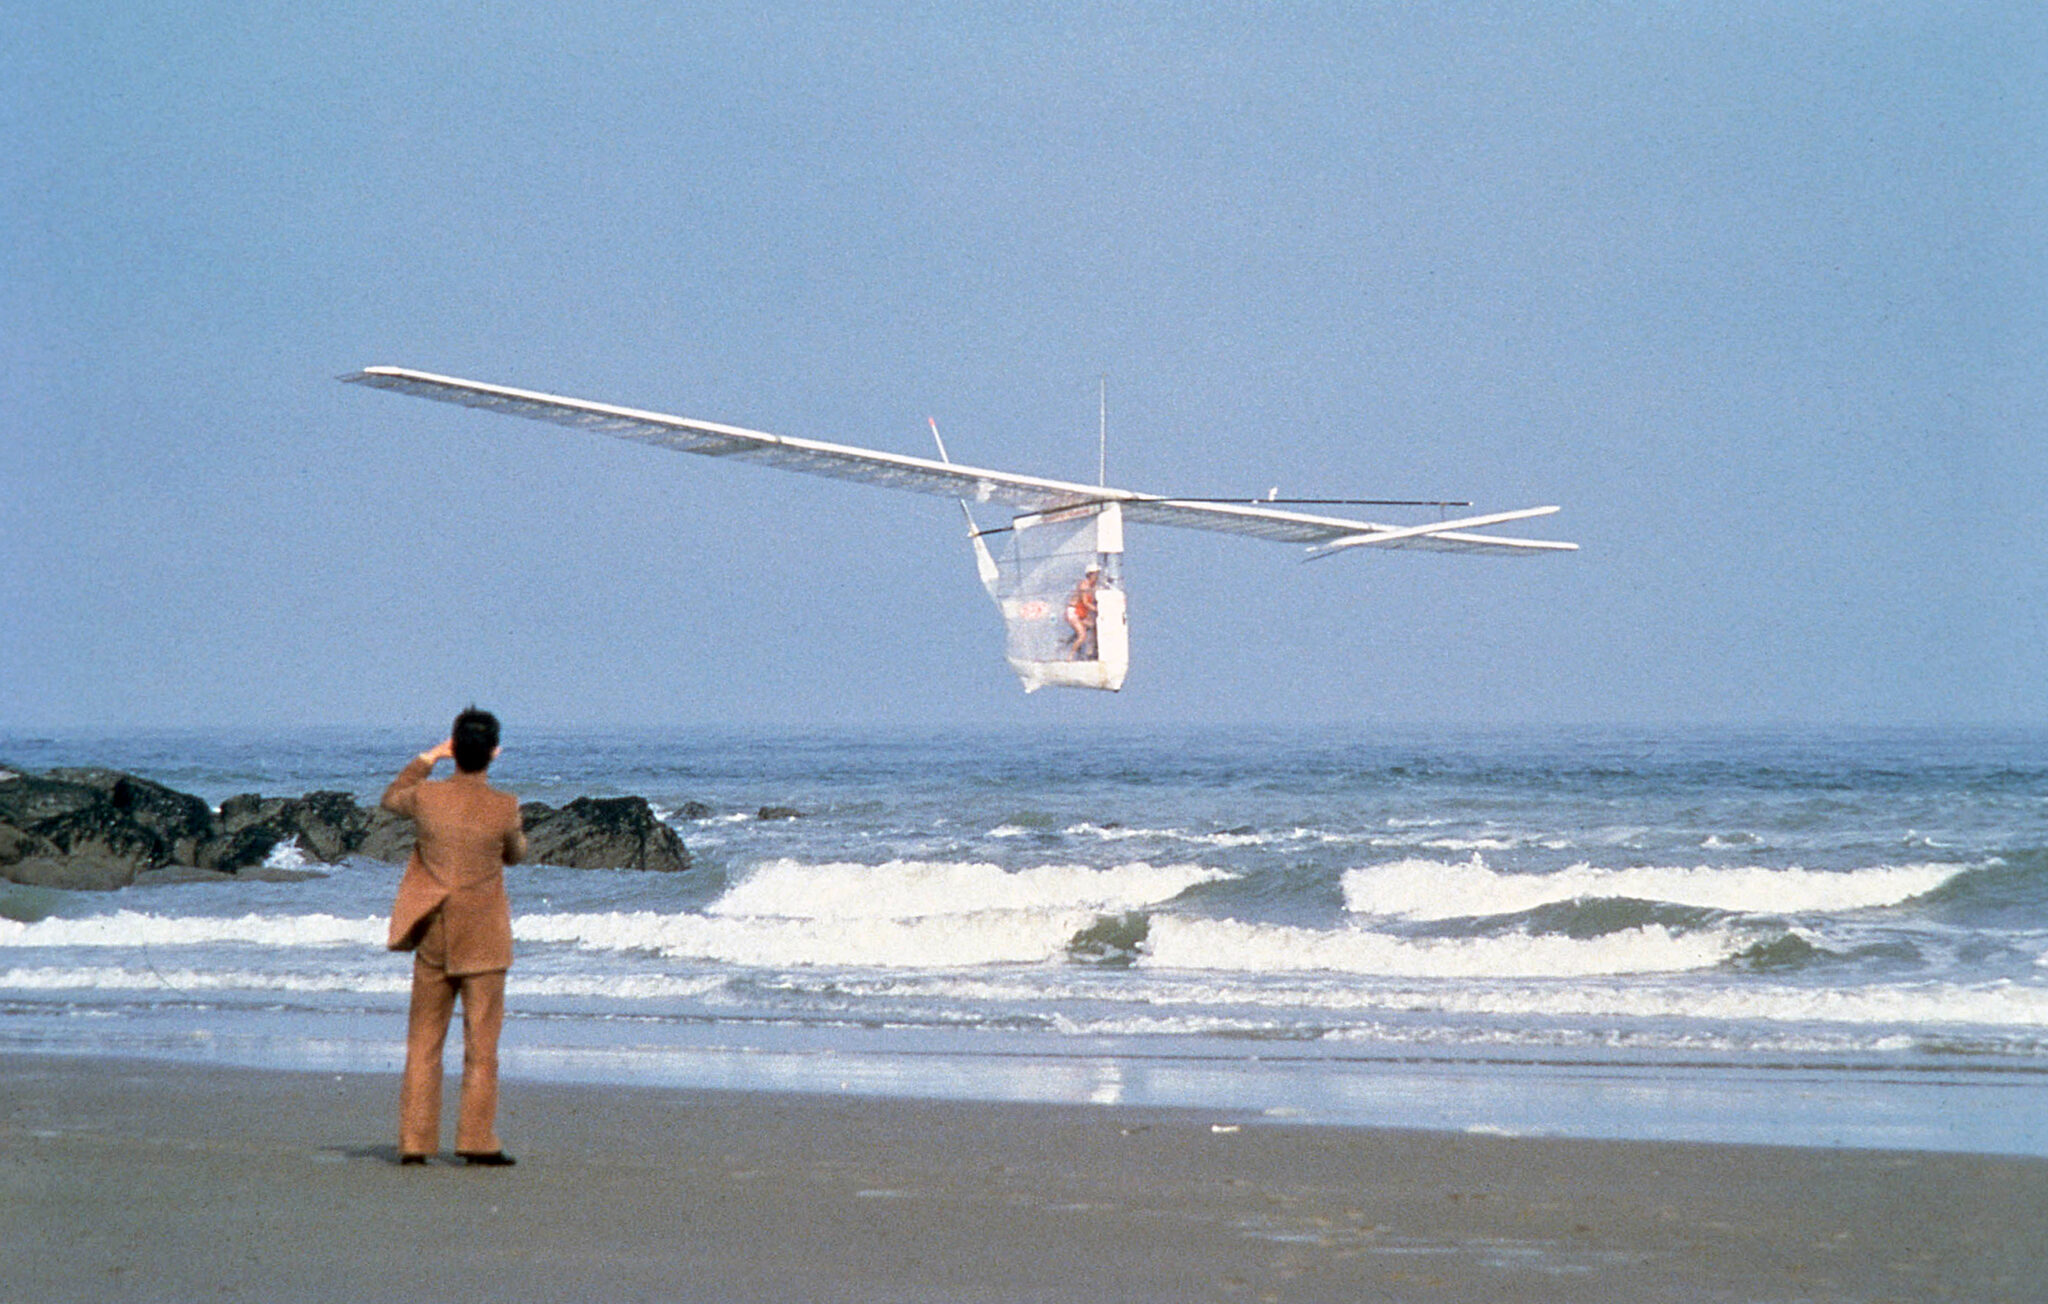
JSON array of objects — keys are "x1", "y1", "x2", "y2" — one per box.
[
  {"x1": 1341, "y1": 857, "x2": 1970, "y2": 921},
  {"x1": 263, "y1": 835, "x2": 312, "y2": 870},
  {"x1": 0, "y1": 903, "x2": 1142, "y2": 971},
  {"x1": 514, "y1": 858, "x2": 1233, "y2": 969},
  {"x1": 705, "y1": 857, "x2": 1229, "y2": 920},
  {"x1": 1143, "y1": 917, "x2": 1744, "y2": 978},
  {"x1": 0, "y1": 910, "x2": 381, "y2": 949},
  {"x1": 521, "y1": 907, "x2": 1104, "y2": 968}
]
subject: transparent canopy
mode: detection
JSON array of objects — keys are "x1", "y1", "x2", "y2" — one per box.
[{"x1": 980, "y1": 503, "x2": 1128, "y2": 692}]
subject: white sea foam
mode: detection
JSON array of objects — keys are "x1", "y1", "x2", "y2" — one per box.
[
  {"x1": 519, "y1": 906, "x2": 1110, "y2": 968},
  {"x1": 1414, "y1": 836, "x2": 1575, "y2": 853},
  {"x1": 0, "y1": 860, "x2": 1225, "y2": 971},
  {"x1": 996, "y1": 821, "x2": 1385, "y2": 850},
  {"x1": 594, "y1": 964, "x2": 2048, "y2": 1040},
  {"x1": 0, "y1": 911, "x2": 382, "y2": 949},
  {"x1": 506, "y1": 972, "x2": 729, "y2": 1000},
  {"x1": 1142, "y1": 917, "x2": 1742, "y2": 978},
  {"x1": 1045, "y1": 1010, "x2": 1305, "y2": 1039},
  {"x1": 1415, "y1": 837, "x2": 1518, "y2": 852},
  {"x1": 518, "y1": 852, "x2": 1221, "y2": 970},
  {"x1": 0, "y1": 965, "x2": 408, "y2": 994},
  {"x1": 263, "y1": 835, "x2": 312, "y2": 869},
  {"x1": 11, "y1": 955, "x2": 2041, "y2": 1036},
  {"x1": 0, "y1": 964, "x2": 724, "y2": 1002},
  {"x1": 1341, "y1": 857, "x2": 1968, "y2": 921},
  {"x1": 1700, "y1": 834, "x2": 1761, "y2": 850},
  {"x1": 1040, "y1": 1003, "x2": 2048, "y2": 1056},
  {"x1": 705, "y1": 858, "x2": 1229, "y2": 921},
  {"x1": 1069, "y1": 823, "x2": 1251, "y2": 847},
  {"x1": 1114, "y1": 967, "x2": 2028, "y2": 1032},
  {"x1": 1411, "y1": 975, "x2": 2048, "y2": 1031}
]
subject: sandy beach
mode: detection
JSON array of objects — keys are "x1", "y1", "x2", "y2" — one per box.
[{"x1": 0, "y1": 1054, "x2": 2040, "y2": 1302}]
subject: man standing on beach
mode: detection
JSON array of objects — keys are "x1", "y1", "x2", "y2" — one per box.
[{"x1": 381, "y1": 707, "x2": 526, "y2": 1166}]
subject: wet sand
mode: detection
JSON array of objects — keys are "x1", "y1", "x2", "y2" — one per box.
[{"x1": 2, "y1": 1054, "x2": 2042, "y2": 1302}]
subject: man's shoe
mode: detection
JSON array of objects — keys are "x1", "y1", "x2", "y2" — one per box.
[{"x1": 459, "y1": 1150, "x2": 516, "y2": 1166}]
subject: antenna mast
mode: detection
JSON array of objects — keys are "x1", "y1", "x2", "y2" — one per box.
[{"x1": 1097, "y1": 374, "x2": 1107, "y2": 487}]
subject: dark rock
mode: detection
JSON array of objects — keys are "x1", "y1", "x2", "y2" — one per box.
[
  {"x1": 47, "y1": 768, "x2": 216, "y2": 865},
  {"x1": 271, "y1": 791, "x2": 372, "y2": 862},
  {"x1": 360, "y1": 798, "x2": 692, "y2": 873},
  {"x1": 756, "y1": 805, "x2": 802, "y2": 821},
  {"x1": 136, "y1": 864, "x2": 325, "y2": 887},
  {"x1": 520, "y1": 797, "x2": 691, "y2": 872},
  {"x1": 196, "y1": 824, "x2": 295, "y2": 873},
  {"x1": 204, "y1": 790, "x2": 373, "y2": 867},
  {"x1": 134, "y1": 865, "x2": 242, "y2": 886},
  {"x1": 0, "y1": 764, "x2": 696, "y2": 884},
  {"x1": 15, "y1": 801, "x2": 168, "y2": 878},
  {"x1": 1066, "y1": 911, "x2": 1150, "y2": 968},
  {"x1": 0, "y1": 769, "x2": 178, "y2": 888},
  {"x1": 218, "y1": 793, "x2": 272, "y2": 832},
  {"x1": 0, "y1": 770, "x2": 107, "y2": 831},
  {"x1": 356, "y1": 807, "x2": 416, "y2": 864},
  {"x1": 207, "y1": 794, "x2": 293, "y2": 869},
  {"x1": 678, "y1": 801, "x2": 714, "y2": 821},
  {"x1": 4, "y1": 851, "x2": 142, "y2": 892},
  {"x1": 0, "y1": 821, "x2": 60, "y2": 868}
]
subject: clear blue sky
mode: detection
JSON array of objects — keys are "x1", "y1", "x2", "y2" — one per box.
[{"x1": 5, "y1": 3, "x2": 2042, "y2": 729}]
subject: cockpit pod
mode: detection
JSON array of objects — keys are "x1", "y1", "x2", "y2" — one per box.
[{"x1": 984, "y1": 501, "x2": 1127, "y2": 692}]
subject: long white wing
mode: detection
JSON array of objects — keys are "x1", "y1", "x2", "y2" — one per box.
[{"x1": 342, "y1": 367, "x2": 1575, "y2": 554}]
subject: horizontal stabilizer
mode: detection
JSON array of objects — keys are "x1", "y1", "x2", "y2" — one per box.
[{"x1": 1304, "y1": 506, "x2": 1575, "y2": 559}]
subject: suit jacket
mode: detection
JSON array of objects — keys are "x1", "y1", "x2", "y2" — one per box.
[{"x1": 381, "y1": 757, "x2": 527, "y2": 975}]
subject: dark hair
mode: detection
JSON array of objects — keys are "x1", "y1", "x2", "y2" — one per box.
[{"x1": 451, "y1": 707, "x2": 500, "y2": 773}]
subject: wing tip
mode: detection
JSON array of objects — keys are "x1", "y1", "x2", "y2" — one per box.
[{"x1": 338, "y1": 365, "x2": 408, "y2": 386}]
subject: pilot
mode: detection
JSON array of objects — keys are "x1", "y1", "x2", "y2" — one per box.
[{"x1": 1065, "y1": 563, "x2": 1101, "y2": 660}]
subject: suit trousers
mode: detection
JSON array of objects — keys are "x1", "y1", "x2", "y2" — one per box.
[{"x1": 399, "y1": 913, "x2": 506, "y2": 1156}]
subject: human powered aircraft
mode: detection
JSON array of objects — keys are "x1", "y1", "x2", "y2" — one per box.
[{"x1": 344, "y1": 366, "x2": 1576, "y2": 692}]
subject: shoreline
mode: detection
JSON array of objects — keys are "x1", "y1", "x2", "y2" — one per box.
[
  {"x1": 4, "y1": 1052, "x2": 2043, "y2": 1302},
  {"x1": 11, "y1": 1008, "x2": 2046, "y2": 1158}
]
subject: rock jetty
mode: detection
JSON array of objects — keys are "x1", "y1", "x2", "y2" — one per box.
[{"x1": 0, "y1": 764, "x2": 693, "y2": 890}]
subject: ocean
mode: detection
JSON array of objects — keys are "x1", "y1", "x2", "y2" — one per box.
[{"x1": 3, "y1": 725, "x2": 2044, "y2": 1156}]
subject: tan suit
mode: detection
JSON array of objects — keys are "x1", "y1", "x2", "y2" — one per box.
[{"x1": 381, "y1": 757, "x2": 527, "y2": 1156}]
